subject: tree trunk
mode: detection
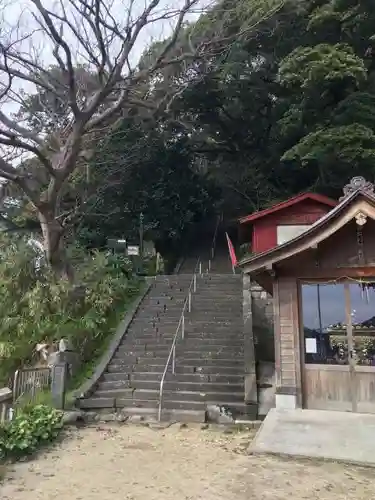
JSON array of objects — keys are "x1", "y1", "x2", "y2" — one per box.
[{"x1": 38, "y1": 210, "x2": 73, "y2": 280}]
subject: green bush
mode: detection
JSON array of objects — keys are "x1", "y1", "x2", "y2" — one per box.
[
  {"x1": 0, "y1": 234, "x2": 142, "y2": 385},
  {"x1": 0, "y1": 404, "x2": 63, "y2": 461}
]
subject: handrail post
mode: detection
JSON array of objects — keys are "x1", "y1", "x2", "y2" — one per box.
[
  {"x1": 199, "y1": 262, "x2": 202, "y2": 276},
  {"x1": 193, "y1": 274, "x2": 197, "y2": 292},
  {"x1": 182, "y1": 314, "x2": 185, "y2": 339},
  {"x1": 188, "y1": 291, "x2": 191, "y2": 312},
  {"x1": 208, "y1": 259, "x2": 211, "y2": 271},
  {"x1": 172, "y1": 344, "x2": 176, "y2": 373},
  {"x1": 158, "y1": 388, "x2": 163, "y2": 421}
]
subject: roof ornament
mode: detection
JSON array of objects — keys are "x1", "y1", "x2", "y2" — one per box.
[{"x1": 340, "y1": 176, "x2": 374, "y2": 200}]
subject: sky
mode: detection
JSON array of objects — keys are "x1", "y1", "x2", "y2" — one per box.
[
  {"x1": 1, "y1": 0, "x2": 212, "y2": 87},
  {"x1": 0, "y1": 0, "x2": 213, "y2": 164},
  {"x1": 0, "y1": 0, "x2": 212, "y2": 111}
]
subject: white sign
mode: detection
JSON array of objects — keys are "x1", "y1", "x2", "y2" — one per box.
[
  {"x1": 305, "y1": 337, "x2": 317, "y2": 354},
  {"x1": 277, "y1": 225, "x2": 311, "y2": 245},
  {"x1": 127, "y1": 245, "x2": 140, "y2": 256},
  {"x1": 117, "y1": 239, "x2": 126, "y2": 244}
]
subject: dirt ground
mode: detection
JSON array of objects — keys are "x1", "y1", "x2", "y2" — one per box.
[{"x1": 1, "y1": 423, "x2": 375, "y2": 500}]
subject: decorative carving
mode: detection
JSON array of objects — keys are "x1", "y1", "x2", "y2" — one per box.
[
  {"x1": 341, "y1": 176, "x2": 375, "y2": 200},
  {"x1": 355, "y1": 212, "x2": 368, "y2": 226}
]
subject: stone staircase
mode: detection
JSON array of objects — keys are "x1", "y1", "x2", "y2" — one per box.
[
  {"x1": 77, "y1": 262, "x2": 248, "y2": 422},
  {"x1": 174, "y1": 273, "x2": 248, "y2": 419}
]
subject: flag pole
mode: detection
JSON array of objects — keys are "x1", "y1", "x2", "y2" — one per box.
[{"x1": 225, "y1": 232, "x2": 238, "y2": 273}]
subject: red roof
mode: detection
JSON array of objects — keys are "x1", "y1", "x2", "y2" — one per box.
[{"x1": 239, "y1": 192, "x2": 337, "y2": 225}]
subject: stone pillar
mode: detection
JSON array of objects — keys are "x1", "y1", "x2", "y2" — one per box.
[
  {"x1": 51, "y1": 363, "x2": 68, "y2": 410},
  {"x1": 243, "y1": 274, "x2": 257, "y2": 416}
]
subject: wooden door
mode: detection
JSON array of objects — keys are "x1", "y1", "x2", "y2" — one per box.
[
  {"x1": 301, "y1": 283, "x2": 353, "y2": 411},
  {"x1": 348, "y1": 282, "x2": 375, "y2": 413},
  {"x1": 301, "y1": 281, "x2": 375, "y2": 413}
]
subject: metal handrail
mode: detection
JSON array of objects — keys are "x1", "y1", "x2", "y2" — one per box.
[{"x1": 158, "y1": 257, "x2": 202, "y2": 421}]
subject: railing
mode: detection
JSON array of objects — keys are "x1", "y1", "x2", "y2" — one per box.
[{"x1": 158, "y1": 258, "x2": 202, "y2": 421}]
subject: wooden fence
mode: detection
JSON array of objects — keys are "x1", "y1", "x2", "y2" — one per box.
[
  {"x1": 0, "y1": 367, "x2": 51, "y2": 423},
  {"x1": 13, "y1": 367, "x2": 51, "y2": 403}
]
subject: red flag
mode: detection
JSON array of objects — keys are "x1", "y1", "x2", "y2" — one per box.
[{"x1": 225, "y1": 232, "x2": 237, "y2": 267}]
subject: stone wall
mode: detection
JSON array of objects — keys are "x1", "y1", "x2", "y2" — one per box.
[
  {"x1": 242, "y1": 274, "x2": 257, "y2": 409},
  {"x1": 251, "y1": 283, "x2": 274, "y2": 362}
]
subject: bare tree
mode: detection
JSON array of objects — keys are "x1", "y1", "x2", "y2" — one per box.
[
  {"x1": 0, "y1": 0, "x2": 285, "y2": 278},
  {"x1": 0, "y1": 0, "x2": 210, "y2": 277}
]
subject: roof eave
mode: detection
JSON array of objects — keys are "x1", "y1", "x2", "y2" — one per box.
[
  {"x1": 238, "y1": 190, "x2": 374, "y2": 273},
  {"x1": 238, "y1": 192, "x2": 337, "y2": 225}
]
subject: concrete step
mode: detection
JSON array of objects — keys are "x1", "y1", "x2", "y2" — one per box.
[
  {"x1": 103, "y1": 371, "x2": 243, "y2": 384},
  {"x1": 116, "y1": 344, "x2": 173, "y2": 354},
  {"x1": 94, "y1": 396, "x2": 248, "y2": 414},
  {"x1": 112, "y1": 351, "x2": 171, "y2": 360},
  {"x1": 140, "y1": 294, "x2": 188, "y2": 301},
  {"x1": 115, "y1": 343, "x2": 243, "y2": 356},
  {"x1": 78, "y1": 398, "x2": 205, "y2": 422},
  {"x1": 130, "y1": 318, "x2": 183, "y2": 326},
  {"x1": 196, "y1": 288, "x2": 241, "y2": 294},
  {"x1": 201, "y1": 273, "x2": 241, "y2": 278},
  {"x1": 126, "y1": 325, "x2": 244, "y2": 336},
  {"x1": 153, "y1": 275, "x2": 196, "y2": 283},
  {"x1": 124, "y1": 331, "x2": 243, "y2": 341},
  {"x1": 161, "y1": 400, "x2": 249, "y2": 413},
  {"x1": 193, "y1": 291, "x2": 241, "y2": 296},
  {"x1": 123, "y1": 337, "x2": 243, "y2": 347},
  {"x1": 107, "y1": 363, "x2": 243, "y2": 375},
  {"x1": 184, "y1": 333, "x2": 244, "y2": 341},
  {"x1": 125, "y1": 333, "x2": 244, "y2": 343},
  {"x1": 131, "y1": 314, "x2": 242, "y2": 323},
  {"x1": 179, "y1": 349, "x2": 244, "y2": 359},
  {"x1": 176, "y1": 358, "x2": 243, "y2": 367},
  {"x1": 97, "y1": 379, "x2": 244, "y2": 393},
  {"x1": 95, "y1": 388, "x2": 245, "y2": 403},
  {"x1": 185, "y1": 321, "x2": 243, "y2": 328},
  {"x1": 109, "y1": 355, "x2": 243, "y2": 367},
  {"x1": 176, "y1": 364, "x2": 244, "y2": 375},
  {"x1": 121, "y1": 407, "x2": 206, "y2": 423},
  {"x1": 187, "y1": 309, "x2": 242, "y2": 315},
  {"x1": 137, "y1": 304, "x2": 188, "y2": 311}
]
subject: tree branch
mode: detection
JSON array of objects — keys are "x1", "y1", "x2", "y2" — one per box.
[
  {"x1": 31, "y1": 0, "x2": 80, "y2": 116},
  {"x1": 0, "y1": 110, "x2": 44, "y2": 147},
  {"x1": 0, "y1": 132, "x2": 55, "y2": 176}
]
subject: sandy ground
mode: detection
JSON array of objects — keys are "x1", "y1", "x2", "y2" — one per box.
[{"x1": 1, "y1": 423, "x2": 375, "y2": 500}]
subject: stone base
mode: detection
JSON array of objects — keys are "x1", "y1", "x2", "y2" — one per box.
[{"x1": 275, "y1": 394, "x2": 297, "y2": 410}]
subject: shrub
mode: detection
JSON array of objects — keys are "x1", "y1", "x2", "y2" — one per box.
[
  {"x1": 0, "y1": 404, "x2": 63, "y2": 461},
  {"x1": 0, "y1": 234, "x2": 141, "y2": 385}
]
